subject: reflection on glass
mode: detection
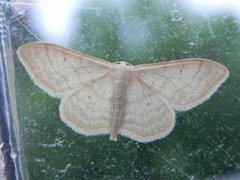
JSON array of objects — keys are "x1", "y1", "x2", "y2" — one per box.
[
  {"x1": 185, "y1": 0, "x2": 240, "y2": 18},
  {"x1": 35, "y1": 0, "x2": 81, "y2": 43}
]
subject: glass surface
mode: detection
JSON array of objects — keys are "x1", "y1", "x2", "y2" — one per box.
[{"x1": 7, "y1": 0, "x2": 240, "y2": 179}]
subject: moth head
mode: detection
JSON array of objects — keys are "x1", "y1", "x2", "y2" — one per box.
[{"x1": 114, "y1": 61, "x2": 133, "y2": 66}]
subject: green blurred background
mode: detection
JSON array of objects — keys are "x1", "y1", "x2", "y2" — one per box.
[{"x1": 11, "y1": 0, "x2": 240, "y2": 179}]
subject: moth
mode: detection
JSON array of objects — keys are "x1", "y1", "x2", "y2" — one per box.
[{"x1": 17, "y1": 42, "x2": 229, "y2": 142}]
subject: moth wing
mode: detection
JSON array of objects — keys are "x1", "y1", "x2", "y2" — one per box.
[
  {"x1": 134, "y1": 58, "x2": 228, "y2": 111},
  {"x1": 17, "y1": 42, "x2": 113, "y2": 98},
  {"x1": 121, "y1": 78, "x2": 175, "y2": 142},
  {"x1": 60, "y1": 74, "x2": 113, "y2": 136}
]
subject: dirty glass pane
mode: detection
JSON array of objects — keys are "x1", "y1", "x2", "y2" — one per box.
[{"x1": 9, "y1": 0, "x2": 240, "y2": 179}]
